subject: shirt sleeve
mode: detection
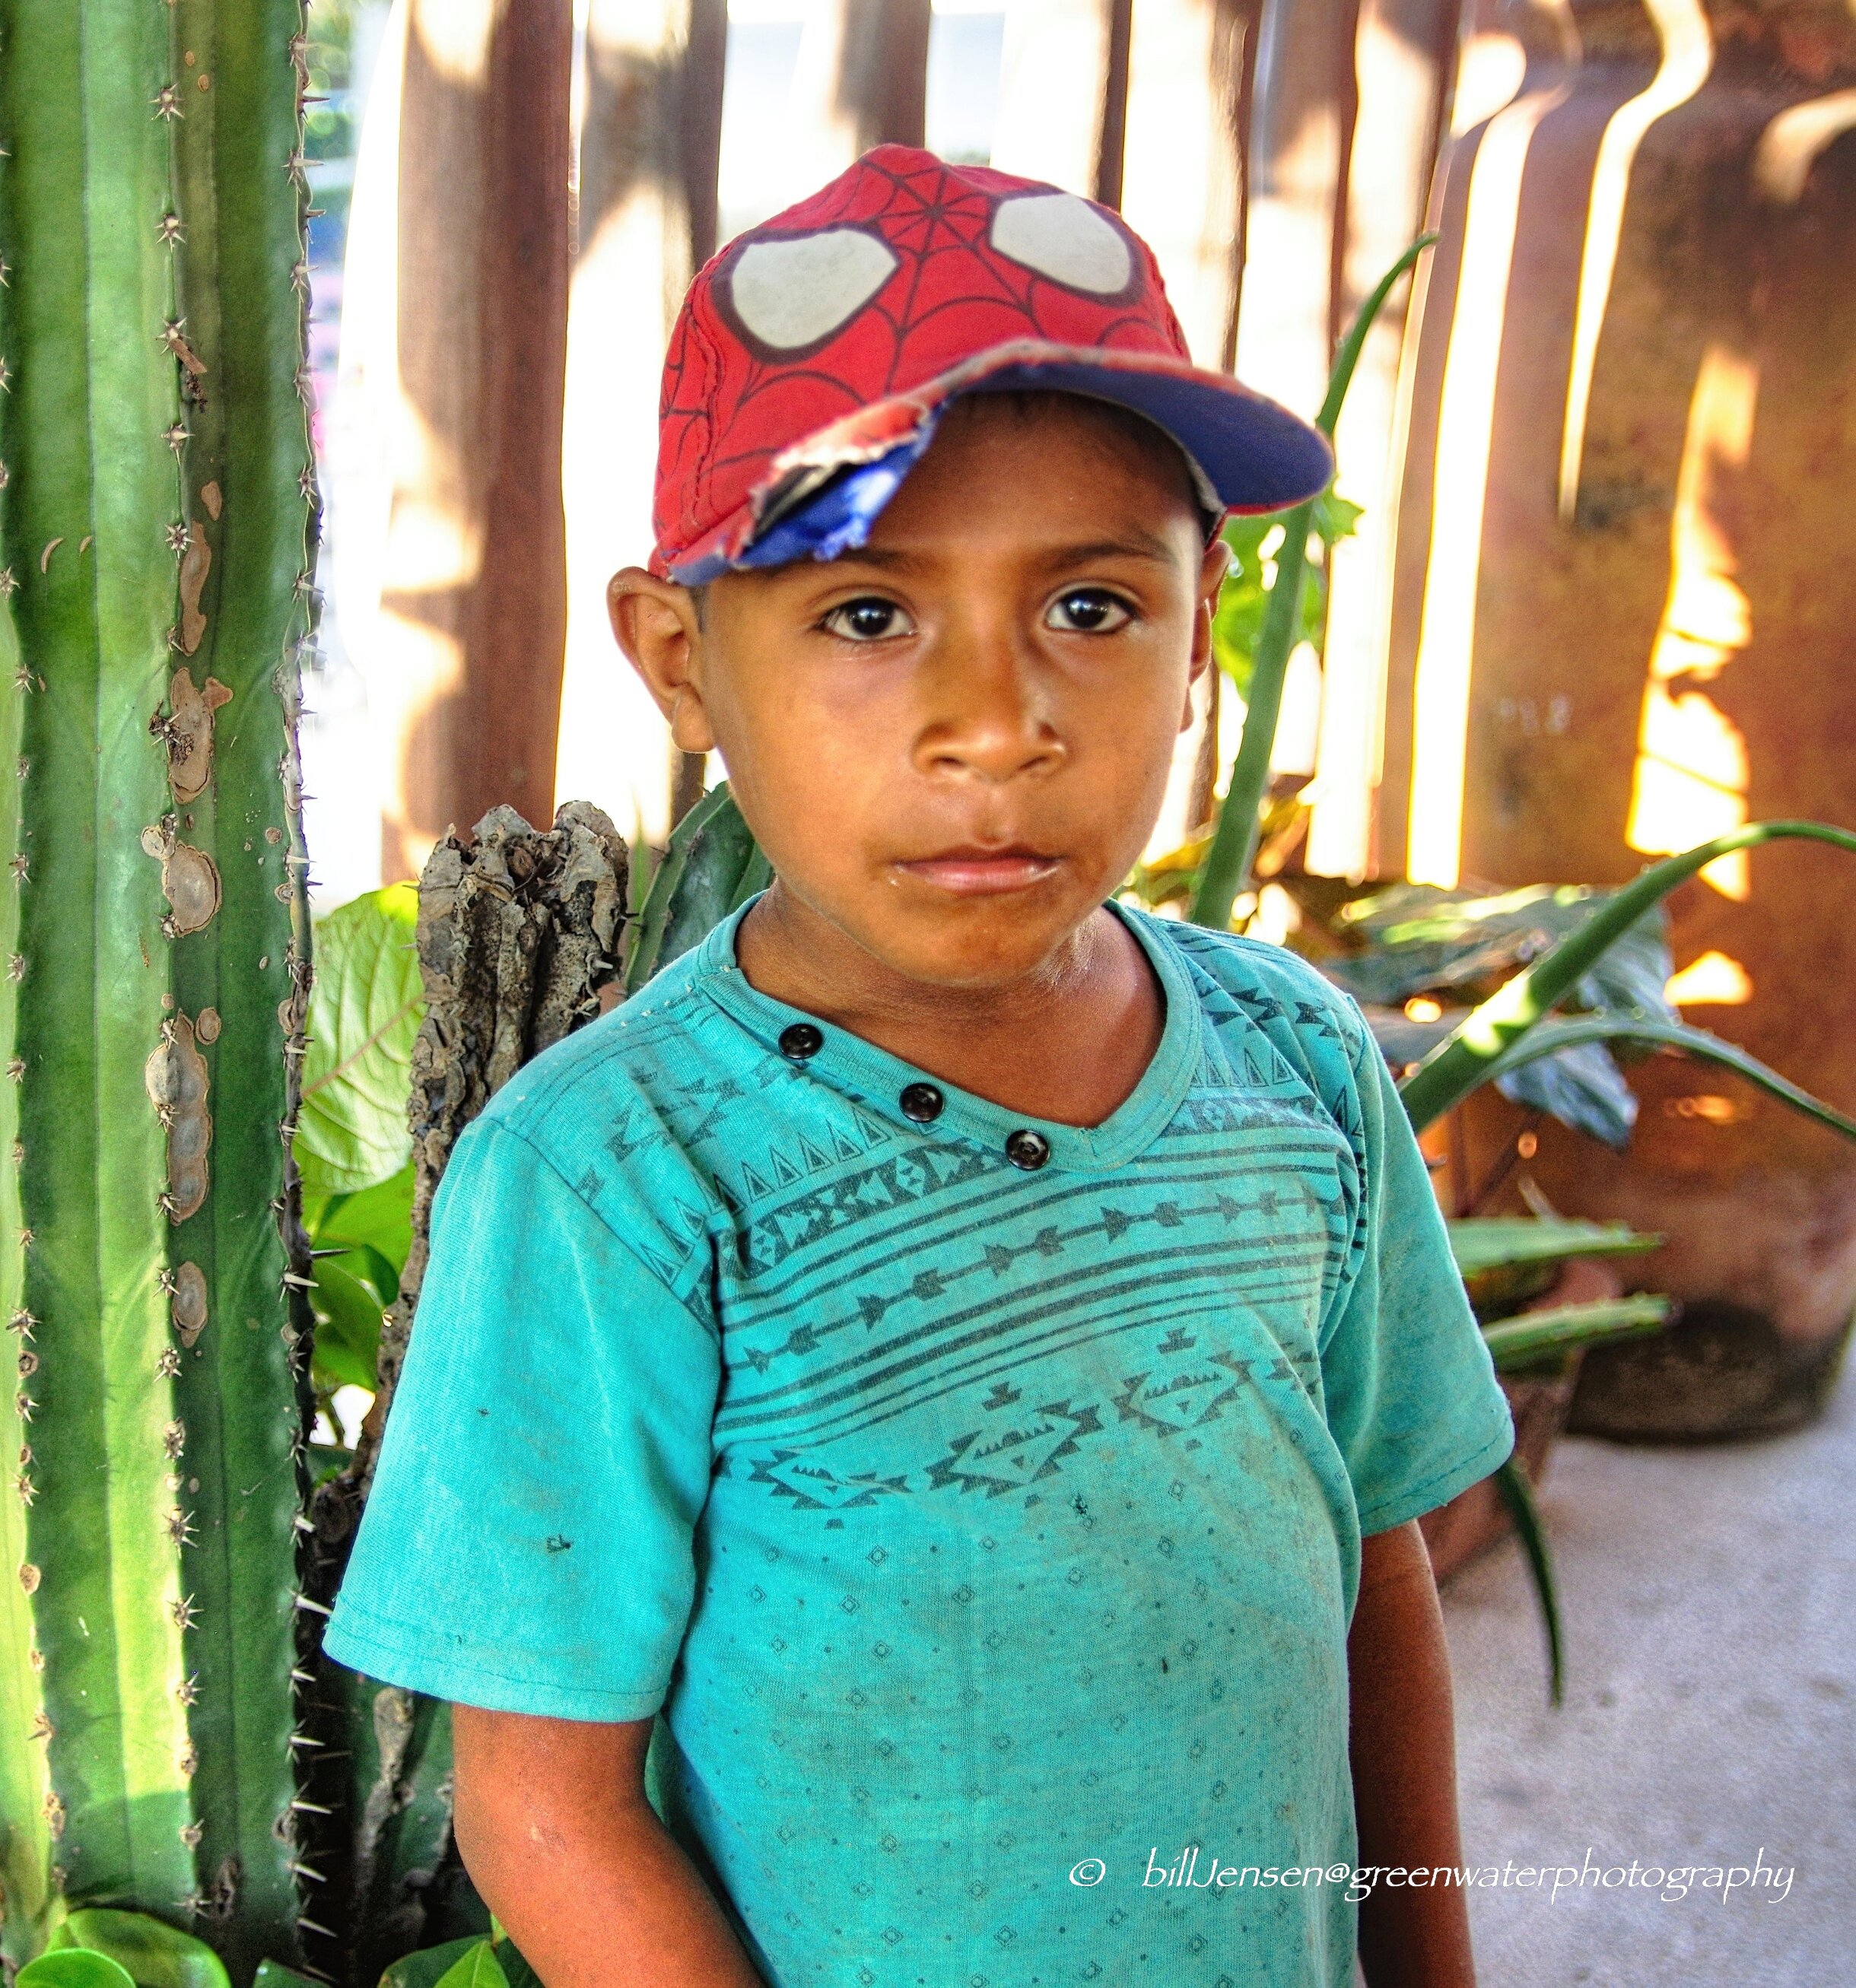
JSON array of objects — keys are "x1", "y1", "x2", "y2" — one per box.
[
  {"x1": 323, "y1": 1116, "x2": 721, "y2": 1720},
  {"x1": 1317, "y1": 1018, "x2": 1515, "y2": 1537}
]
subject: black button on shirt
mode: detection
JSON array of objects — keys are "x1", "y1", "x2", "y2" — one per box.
[
  {"x1": 779, "y1": 1023, "x2": 824, "y2": 1062},
  {"x1": 1004, "y1": 1129, "x2": 1051, "y2": 1171},
  {"x1": 900, "y1": 1083, "x2": 945, "y2": 1123}
]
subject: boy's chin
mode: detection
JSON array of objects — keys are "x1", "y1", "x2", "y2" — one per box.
[{"x1": 837, "y1": 884, "x2": 1116, "y2": 992}]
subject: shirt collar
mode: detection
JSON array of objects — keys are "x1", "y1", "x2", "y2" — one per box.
[{"x1": 691, "y1": 894, "x2": 1203, "y2": 1174}]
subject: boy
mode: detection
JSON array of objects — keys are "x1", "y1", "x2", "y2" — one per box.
[{"x1": 326, "y1": 147, "x2": 1514, "y2": 1988}]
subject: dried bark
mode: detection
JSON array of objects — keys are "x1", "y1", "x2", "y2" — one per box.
[{"x1": 318, "y1": 800, "x2": 627, "y2": 1538}]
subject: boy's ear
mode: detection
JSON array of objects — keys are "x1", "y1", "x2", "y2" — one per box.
[
  {"x1": 606, "y1": 568, "x2": 717, "y2": 755},
  {"x1": 1182, "y1": 533, "x2": 1232, "y2": 730}
]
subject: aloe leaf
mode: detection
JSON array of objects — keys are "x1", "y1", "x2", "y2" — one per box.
[
  {"x1": 1191, "y1": 233, "x2": 1436, "y2": 931},
  {"x1": 1397, "y1": 821, "x2": 1856, "y2": 1131},
  {"x1": 1467, "y1": 1015, "x2": 1856, "y2": 1145},
  {"x1": 297, "y1": 886, "x2": 424, "y2": 1196},
  {"x1": 59, "y1": 1911, "x2": 230, "y2": 1988},
  {"x1": 1492, "y1": 1458, "x2": 1565, "y2": 1707},
  {"x1": 1481, "y1": 1294, "x2": 1673, "y2": 1368},
  {"x1": 625, "y1": 783, "x2": 762, "y2": 992},
  {"x1": 1447, "y1": 1215, "x2": 1661, "y2": 1276}
]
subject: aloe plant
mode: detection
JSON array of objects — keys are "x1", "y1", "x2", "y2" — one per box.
[
  {"x1": 0, "y1": 1, "x2": 317, "y2": 1975},
  {"x1": 623, "y1": 783, "x2": 771, "y2": 995},
  {"x1": 1397, "y1": 821, "x2": 1856, "y2": 1135}
]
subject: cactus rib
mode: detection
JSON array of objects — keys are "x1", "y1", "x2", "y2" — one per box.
[{"x1": 0, "y1": 0, "x2": 316, "y2": 1969}]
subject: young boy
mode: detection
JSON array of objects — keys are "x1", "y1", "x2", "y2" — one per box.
[{"x1": 326, "y1": 147, "x2": 1514, "y2": 1988}]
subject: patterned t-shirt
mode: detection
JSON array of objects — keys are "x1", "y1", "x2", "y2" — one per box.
[{"x1": 326, "y1": 897, "x2": 1513, "y2": 1988}]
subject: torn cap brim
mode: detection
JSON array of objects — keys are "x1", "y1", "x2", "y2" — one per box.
[{"x1": 656, "y1": 339, "x2": 1335, "y2": 585}]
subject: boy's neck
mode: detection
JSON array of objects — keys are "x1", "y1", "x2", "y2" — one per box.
[{"x1": 734, "y1": 884, "x2": 1166, "y2": 1130}]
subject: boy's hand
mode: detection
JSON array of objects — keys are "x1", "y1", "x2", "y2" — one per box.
[
  {"x1": 1348, "y1": 1520, "x2": 1478, "y2": 1988},
  {"x1": 453, "y1": 1705, "x2": 768, "y2": 1988}
]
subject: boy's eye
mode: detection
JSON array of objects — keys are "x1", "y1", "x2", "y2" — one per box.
[
  {"x1": 1046, "y1": 588, "x2": 1133, "y2": 634},
  {"x1": 821, "y1": 597, "x2": 914, "y2": 642}
]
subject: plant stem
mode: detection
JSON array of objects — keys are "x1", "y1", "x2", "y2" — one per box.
[
  {"x1": 1190, "y1": 516, "x2": 1309, "y2": 929},
  {"x1": 1190, "y1": 233, "x2": 1435, "y2": 934}
]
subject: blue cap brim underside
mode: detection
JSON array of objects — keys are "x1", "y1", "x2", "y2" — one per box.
[{"x1": 669, "y1": 360, "x2": 1333, "y2": 586}]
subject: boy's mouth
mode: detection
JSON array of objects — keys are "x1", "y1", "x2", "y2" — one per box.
[{"x1": 891, "y1": 845, "x2": 1064, "y2": 896}]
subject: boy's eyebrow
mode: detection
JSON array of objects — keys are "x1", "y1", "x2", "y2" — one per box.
[{"x1": 826, "y1": 529, "x2": 1184, "y2": 576}]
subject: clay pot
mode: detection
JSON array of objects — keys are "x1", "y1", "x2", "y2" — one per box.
[
  {"x1": 1421, "y1": 1257, "x2": 1621, "y2": 1583},
  {"x1": 1379, "y1": 1, "x2": 1856, "y2": 1438}
]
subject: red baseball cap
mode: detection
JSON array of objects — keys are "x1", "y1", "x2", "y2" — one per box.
[{"x1": 650, "y1": 145, "x2": 1333, "y2": 585}]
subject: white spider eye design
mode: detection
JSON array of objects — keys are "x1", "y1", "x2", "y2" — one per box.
[
  {"x1": 724, "y1": 229, "x2": 898, "y2": 351},
  {"x1": 990, "y1": 192, "x2": 1133, "y2": 295}
]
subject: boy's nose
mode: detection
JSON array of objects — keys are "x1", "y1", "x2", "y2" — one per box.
[{"x1": 911, "y1": 630, "x2": 1066, "y2": 784}]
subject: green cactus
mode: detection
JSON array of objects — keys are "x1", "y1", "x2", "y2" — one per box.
[{"x1": 0, "y1": 1, "x2": 317, "y2": 1976}]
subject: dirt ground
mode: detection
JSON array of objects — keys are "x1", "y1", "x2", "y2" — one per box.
[{"x1": 1441, "y1": 1364, "x2": 1854, "y2": 1986}]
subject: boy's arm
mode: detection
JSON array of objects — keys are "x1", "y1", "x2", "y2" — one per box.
[
  {"x1": 1346, "y1": 1520, "x2": 1476, "y2": 1988},
  {"x1": 453, "y1": 1706, "x2": 768, "y2": 1988}
]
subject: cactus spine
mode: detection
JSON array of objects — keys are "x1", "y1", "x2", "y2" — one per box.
[{"x1": 0, "y1": 1, "x2": 316, "y2": 1975}]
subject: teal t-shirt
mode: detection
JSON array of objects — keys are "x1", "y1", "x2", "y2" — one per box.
[{"x1": 326, "y1": 897, "x2": 1513, "y2": 1987}]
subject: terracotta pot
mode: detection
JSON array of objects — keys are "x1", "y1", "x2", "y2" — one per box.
[
  {"x1": 1421, "y1": 1257, "x2": 1621, "y2": 1583},
  {"x1": 1379, "y1": 1, "x2": 1856, "y2": 1438}
]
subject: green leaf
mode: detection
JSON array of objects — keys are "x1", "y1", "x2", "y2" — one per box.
[
  {"x1": 1492, "y1": 1458, "x2": 1565, "y2": 1707},
  {"x1": 253, "y1": 1967, "x2": 324, "y2": 1988},
  {"x1": 1193, "y1": 231, "x2": 1437, "y2": 930},
  {"x1": 56, "y1": 1916, "x2": 230, "y2": 1988},
  {"x1": 490, "y1": 1944, "x2": 542, "y2": 1988},
  {"x1": 431, "y1": 1943, "x2": 510, "y2": 1988},
  {"x1": 1328, "y1": 881, "x2": 1657, "y2": 1006},
  {"x1": 1492, "y1": 1037, "x2": 1638, "y2": 1151},
  {"x1": 18, "y1": 1955, "x2": 137, "y2": 1988},
  {"x1": 1470, "y1": 1015, "x2": 1856, "y2": 1146},
  {"x1": 1449, "y1": 1213, "x2": 1661, "y2": 1313},
  {"x1": 378, "y1": 1939, "x2": 485, "y2": 1988},
  {"x1": 1397, "y1": 821, "x2": 1856, "y2": 1131},
  {"x1": 309, "y1": 1256, "x2": 387, "y2": 1393},
  {"x1": 1482, "y1": 1294, "x2": 1673, "y2": 1368},
  {"x1": 1447, "y1": 1216, "x2": 1662, "y2": 1278},
  {"x1": 625, "y1": 784, "x2": 764, "y2": 993},
  {"x1": 309, "y1": 1162, "x2": 415, "y2": 1284},
  {"x1": 297, "y1": 885, "x2": 425, "y2": 1194}
]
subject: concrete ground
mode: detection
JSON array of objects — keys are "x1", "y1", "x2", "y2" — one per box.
[{"x1": 1441, "y1": 1364, "x2": 1854, "y2": 1986}]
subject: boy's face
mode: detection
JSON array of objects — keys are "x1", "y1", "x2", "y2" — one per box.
[{"x1": 611, "y1": 395, "x2": 1228, "y2": 992}]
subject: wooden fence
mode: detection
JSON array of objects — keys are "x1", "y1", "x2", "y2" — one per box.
[{"x1": 342, "y1": 0, "x2": 1856, "y2": 917}]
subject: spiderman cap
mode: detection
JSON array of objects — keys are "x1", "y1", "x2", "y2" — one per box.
[{"x1": 650, "y1": 145, "x2": 1333, "y2": 586}]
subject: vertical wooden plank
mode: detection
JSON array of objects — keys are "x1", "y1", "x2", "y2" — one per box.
[
  {"x1": 1116, "y1": 0, "x2": 1256, "y2": 859},
  {"x1": 1120, "y1": 0, "x2": 1256, "y2": 367},
  {"x1": 789, "y1": 0, "x2": 933, "y2": 186},
  {"x1": 378, "y1": 0, "x2": 572, "y2": 881},
  {"x1": 1232, "y1": 0, "x2": 1355, "y2": 411},
  {"x1": 1305, "y1": 0, "x2": 1463, "y2": 879},
  {"x1": 555, "y1": 0, "x2": 726, "y2": 850},
  {"x1": 991, "y1": 0, "x2": 1130, "y2": 202}
]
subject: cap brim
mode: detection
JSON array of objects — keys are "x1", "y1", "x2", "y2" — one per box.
[{"x1": 659, "y1": 338, "x2": 1333, "y2": 585}]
